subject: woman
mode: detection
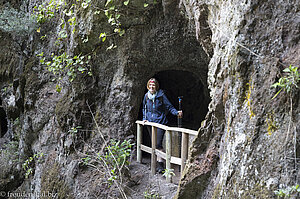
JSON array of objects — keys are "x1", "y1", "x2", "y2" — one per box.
[{"x1": 142, "y1": 78, "x2": 183, "y2": 173}]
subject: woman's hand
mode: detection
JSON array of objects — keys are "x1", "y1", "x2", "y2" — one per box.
[
  {"x1": 142, "y1": 120, "x2": 148, "y2": 125},
  {"x1": 178, "y1": 111, "x2": 183, "y2": 117}
]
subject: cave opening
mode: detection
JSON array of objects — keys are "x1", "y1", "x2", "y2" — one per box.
[
  {"x1": 0, "y1": 99, "x2": 8, "y2": 138},
  {"x1": 137, "y1": 70, "x2": 210, "y2": 147},
  {"x1": 138, "y1": 70, "x2": 211, "y2": 153}
]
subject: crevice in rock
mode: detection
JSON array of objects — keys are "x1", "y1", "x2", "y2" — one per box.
[{"x1": 0, "y1": 99, "x2": 8, "y2": 138}]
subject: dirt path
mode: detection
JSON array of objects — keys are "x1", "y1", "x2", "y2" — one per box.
[{"x1": 126, "y1": 156, "x2": 180, "y2": 199}]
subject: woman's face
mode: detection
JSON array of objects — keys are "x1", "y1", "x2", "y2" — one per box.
[{"x1": 148, "y1": 82, "x2": 156, "y2": 94}]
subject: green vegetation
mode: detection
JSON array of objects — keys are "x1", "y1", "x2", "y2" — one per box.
[
  {"x1": 31, "y1": 0, "x2": 159, "y2": 91},
  {"x1": 31, "y1": 0, "x2": 133, "y2": 91},
  {"x1": 37, "y1": 52, "x2": 92, "y2": 85},
  {"x1": 271, "y1": 66, "x2": 299, "y2": 198},
  {"x1": 101, "y1": 139, "x2": 133, "y2": 185},
  {"x1": 13, "y1": 117, "x2": 20, "y2": 126},
  {"x1": 2, "y1": 87, "x2": 8, "y2": 93},
  {"x1": 78, "y1": 138, "x2": 133, "y2": 187},
  {"x1": 143, "y1": 190, "x2": 160, "y2": 199},
  {"x1": 41, "y1": 162, "x2": 73, "y2": 199},
  {"x1": 33, "y1": 0, "x2": 94, "y2": 91},
  {"x1": 81, "y1": 154, "x2": 91, "y2": 166},
  {"x1": 103, "y1": 0, "x2": 126, "y2": 41},
  {"x1": 271, "y1": 65, "x2": 300, "y2": 99},
  {"x1": 274, "y1": 184, "x2": 300, "y2": 198},
  {"x1": 244, "y1": 80, "x2": 255, "y2": 119},
  {"x1": 266, "y1": 112, "x2": 277, "y2": 135},
  {"x1": 33, "y1": 0, "x2": 65, "y2": 24},
  {"x1": 1, "y1": 83, "x2": 13, "y2": 94},
  {"x1": 162, "y1": 168, "x2": 175, "y2": 179},
  {"x1": 68, "y1": 125, "x2": 82, "y2": 134},
  {"x1": 22, "y1": 152, "x2": 45, "y2": 178}
]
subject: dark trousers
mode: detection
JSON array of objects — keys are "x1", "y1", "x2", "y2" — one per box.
[{"x1": 146, "y1": 126, "x2": 165, "y2": 150}]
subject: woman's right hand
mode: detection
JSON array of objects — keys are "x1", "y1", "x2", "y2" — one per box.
[{"x1": 178, "y1": 111, "x2": 183, "y2": 117}]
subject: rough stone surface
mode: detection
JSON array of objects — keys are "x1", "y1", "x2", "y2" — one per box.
[
  {"x1": 0, "y1": 0, "x2": 299, "y2": 199},
  {"x1": 177, "y1": 0, "x2": 300, "y2": 198},
  {"x1": 0, "y1": 0, "x2": 208, "y2": 198}
]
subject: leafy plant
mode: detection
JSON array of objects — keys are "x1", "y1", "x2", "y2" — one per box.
[
  {"x1": 162, "y1": 168, "x2": 175, "y2": 179},
  {"x1": 101, "y1": 0, "x2": 126, "y2": 42},
  {"x1": 124, "y1": 0, "x2": 130, "y2": 6},
  {"x1": 13, "y1": 117, "x2": 20, "y2": 126},
  {"x1": 143, "y1": 190, "x2": 161, "y2": 199},
  {"x1": 104, "y1": 139, "x2": 133, "y2": 168},
  {"x1": 37, "y1": 51, "x2": 92, "y2": 92},
  {"x1": 81, "y1": 154, "x2": 91, "y2": 166},
  {"x1": 99, "y1": 139, "x2": 133, "y2": 185},
  {"x1": 33, "y1": 0, "x2": 64, "y2": 24},
  {"x1": 81, "y1": 0, "x2": 91, "y2": 9},
  {"x1": 271, "y1": 65, "x2": 299, "y2": 186},
  {"x1": 68, "y1": 126, "x2": 82, "y2": 134},
  {"x1": 32, "y1": 0, "x2": 158, "y2": 92},
  {"x1": 2, "y1": 86, "x2": 8, "y2": 93},
  {"x1": 274, "y1": 184, "x2": 300, "y2": 198},
  {"x1": 22, "y1": 152, "x2": 45, "y2": 178},
  {"x1": 271, "y1": 65, "x2": 300, "y2": 99},
  {"x1": 33, "y1": 0, "x2": 93, "y2": 91}
]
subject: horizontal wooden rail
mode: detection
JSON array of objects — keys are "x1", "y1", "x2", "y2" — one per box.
[
  {"x1": 141, "y1": 144, "x2": 182, "y2": 165},
  {"x1": 136, "y1": 120, "x2": 199, "y2": 183},
  {"x1": 135, "y1": 121, "x2": 198, "y2": 136}
]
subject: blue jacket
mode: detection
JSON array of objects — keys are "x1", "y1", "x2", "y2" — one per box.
[{"x1": 142, "y1": 89, "x2": 178, "y2": 125}]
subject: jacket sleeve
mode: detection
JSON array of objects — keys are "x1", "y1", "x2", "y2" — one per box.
[
  {"x1": 162, "y1": 94, "x2": 178, "y2": 116},
  {"x1": 142, "y1": 95, "x2": 147, "y2": 120}
]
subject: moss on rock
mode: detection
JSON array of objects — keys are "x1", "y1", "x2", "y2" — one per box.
[{"x1": 41, "y1": 162, "x2": 73, "y2": 199}]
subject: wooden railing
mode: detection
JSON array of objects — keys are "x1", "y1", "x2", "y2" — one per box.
[{"x1": 136, "y1": 120, "x2": 198, "y2": 183}]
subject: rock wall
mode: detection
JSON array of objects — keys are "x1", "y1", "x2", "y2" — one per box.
[
  {"x1": 177, "y1": 0, "x2": 300, "y2": 198},
  {"x1": 0, "y1": 0, "x2": 299, "y2": 198},
  {"x1": 0, "y1": 0, "x2": 209, "y2": 198}
]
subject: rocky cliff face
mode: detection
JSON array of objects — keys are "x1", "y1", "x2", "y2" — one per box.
[
  {"x1": 0, "y1": 0, "x2": 209, "y2": 198},
  {"x1": 177, "y1": 0, "x2": 300, "y2": 198},
  {"x1": 0, "y1": 0, "x2": 299, "y2": 198}
]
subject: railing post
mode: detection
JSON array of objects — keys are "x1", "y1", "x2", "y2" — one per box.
[
  {"x1": 165, "y1": 130, "x2": 172, "y2": 183},
  {"x1": 151, "y1": 126, "x2": 157, "y2": 175},
  {"x1": 137, "y1": 123, "x2": 142, "y2": 163},
  {"x1": 181, "y1": 132, "x2": 189, "y2": 173}
]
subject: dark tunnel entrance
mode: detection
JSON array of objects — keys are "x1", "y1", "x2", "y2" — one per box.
[
  {"x1": 138, "y1": 69, "x2": 210, "y2": 135},
  {"x1": 137, "y1": 70, "x2": 211, "y2": 155},
  {"x1": 0, "y1": 99, "x2": 8, "y2": 138}
]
